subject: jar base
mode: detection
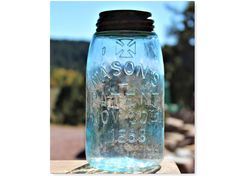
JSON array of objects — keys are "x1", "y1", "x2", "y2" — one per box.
[{"x1": 88, "y1": 157, "x2": 161, "y2": 173}]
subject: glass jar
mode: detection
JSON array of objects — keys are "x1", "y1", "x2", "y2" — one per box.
[{"x1": 86, "y1": 10, "x2": 164, "y2": 173}]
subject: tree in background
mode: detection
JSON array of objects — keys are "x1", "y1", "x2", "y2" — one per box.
[
  {"x1": 50, "y1": 40, "x2": 89, "y2": 125},
  {"x1": 163, "y1": 2, "x2": 194, "y2": 110}
]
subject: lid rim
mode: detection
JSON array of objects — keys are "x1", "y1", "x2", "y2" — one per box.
[{"x1": 96, "y1": 10, "x2": 154, "y2": 32}]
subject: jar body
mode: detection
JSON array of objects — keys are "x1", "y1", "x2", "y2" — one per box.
[{"x1": 86, "y1": 31, "x2": 164, "y2": 173}]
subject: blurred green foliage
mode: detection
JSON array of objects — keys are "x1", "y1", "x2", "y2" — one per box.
[
  {"x1": 50, "y1": 68, "x2": 86, "y2": 125},
  {"x1": 51, "y1": 68, "x2": 84, "y2": 88}
]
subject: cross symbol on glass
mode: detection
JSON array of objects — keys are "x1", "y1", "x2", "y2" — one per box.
[{"x1": 115, "y1": 39, "x2": 136, "y2": 58}]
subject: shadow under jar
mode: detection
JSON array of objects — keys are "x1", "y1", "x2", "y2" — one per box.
[{"x1": 86, "y1": 10, "x2": 165, "y2": 173}]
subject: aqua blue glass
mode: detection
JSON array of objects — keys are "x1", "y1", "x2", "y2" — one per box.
[{"x1": 86, "y1": 11, "x2": 164, "y2": 173}]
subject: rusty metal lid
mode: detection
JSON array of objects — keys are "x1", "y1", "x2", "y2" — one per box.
[{"x1": 96, "y1": 10, "x2": 154, "y2": 32}]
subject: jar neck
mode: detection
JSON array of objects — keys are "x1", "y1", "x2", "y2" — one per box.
[{"x1": 95, "y1": 30, "x2": 156, "y2": 37}]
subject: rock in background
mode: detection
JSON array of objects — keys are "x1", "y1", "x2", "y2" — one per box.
[{"x1": 165, "y1": 109, "x2": 195, "y2": 173}]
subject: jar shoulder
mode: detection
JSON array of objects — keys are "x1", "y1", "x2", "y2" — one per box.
[{"x1": 88, "y1": 34, "x2": 162, "y2": 62}]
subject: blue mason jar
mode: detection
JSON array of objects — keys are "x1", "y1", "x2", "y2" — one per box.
[{"x1": 86, "y1": 10, "x2": 164, "y2": 173}]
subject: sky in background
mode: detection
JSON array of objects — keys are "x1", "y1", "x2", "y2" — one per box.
[{"x1": 50, "y1": 1, "x2": 188, "y2": 45}]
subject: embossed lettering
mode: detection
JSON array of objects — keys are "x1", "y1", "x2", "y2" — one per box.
[
  {"x1": 111, "y1": 129, "x2": 115, "y2": 143},
  {"x1": 111, "y1": 61, "x2": 122, "y2": 76},
  {"x1": 91, "y1": 71, "x2": 102, "y2": 88},
  {"x1": 124, "y1": 61, "x2": 135, "y2": 76},
  {"x1": 141, "y1": 92, "x2": 148, "y2": 105},
  {"x1": 118, "y1": 129, "x2": 126, "y2": 143},
  {"x1": 101, "y1": 94, "x2": 107, "y2": 107},
  {"x1": 116, "y1": 39, "x2": 136, "y2": 58},
  {"x1": 151, "y1": 92, "x2": 159, "y2": 107},
  {"x1": 136, "y1": 64, "x2": 148, "y2": 79},
  {"x1": 126, "y1": 91, "x2": 135, "y2": 108},
  {"x1": 140, "y1": 111, "x2": 148, "y2": 124},
  {"x1": 151, "y1": 72, "x2": 159, "y2": 86},
  {"x1": 102, "y1": 46, "x2": 106, "y2": 56},
  {"x1": 101, "y1": 66, "x2": 111, "y2": 79},
  {"x1": 111, "y1": 109, "x2": 119, "y2": 123},
  {"x1": 128, "y1": 129, "x2": 136, "y2": 143},
  {"x1": 101, "y1": 110, "x2": 109, "y2": 125},
  {"x1": 128, "y1": 111, "x2": 136, "y2": 125},
  {"x1": 139, "y1": 128, "x2": 146, "y2": 143}
]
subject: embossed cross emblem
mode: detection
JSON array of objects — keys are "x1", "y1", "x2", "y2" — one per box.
[{"x1": 115, "y1": 39, "x2": 136, "y2": 58}]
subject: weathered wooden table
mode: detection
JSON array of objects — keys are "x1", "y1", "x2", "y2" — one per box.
[{"x1": 51, "y1": 158, "x2": 180, "y2": 174}]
